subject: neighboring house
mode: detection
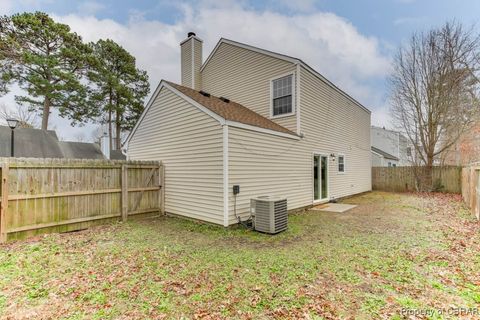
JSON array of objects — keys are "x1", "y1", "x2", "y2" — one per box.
[
  {"x1": 0, "y1": 126, "x2": 104, "y2": 159},
  {"x1": 97, "y1": 124, "x2": 127, "y2": 159},
  {"x1": 441, "y1": 122, "x2": 480, "y2": 166},
  {"x1": 371, "y1": 126, "x2": 412, "y2": 167},
  {"x1": 126, "y1": 33, "x2": 371, "y2": 226},
  {"x1": 371, "y1": 146, "x2": 399, "y2": 167}
]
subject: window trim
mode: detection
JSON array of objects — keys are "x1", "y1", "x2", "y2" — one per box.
[
  {"x1": 337, "y1": 154, "x2": 346, "y2": 174},
  {"x1": 270, "y1": 72, "x2": 296, "y2": 119}
]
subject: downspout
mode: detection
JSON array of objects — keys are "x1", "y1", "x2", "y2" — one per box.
[{"x1": 223, "y1": 124, "x2": 229, "y2": 227}]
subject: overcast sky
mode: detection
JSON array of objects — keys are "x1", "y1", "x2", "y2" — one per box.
[{"x1": 1, "y1": 0, "x2": 479, "y2": 141}]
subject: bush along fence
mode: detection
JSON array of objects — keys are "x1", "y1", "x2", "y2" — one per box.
[
  {"x1": 0, "y1": 158, "x2": 164, "y2": 242},
  {"x1": 461, "y1": 165, "x2": 480, "y2": 220},
  {"x1": 372, "y1": 166, "x2": 462, "y2": 194}
]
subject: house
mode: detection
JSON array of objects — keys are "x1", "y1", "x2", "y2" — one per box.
[
  {"x1": 441, "y1": 121, "x2": 480, "y2": 166},
  {"x1": 371, "y1": 126, "x2": 412, "y2": 167},
  {"x1": 371, "y1": 146, "x2": 399, "y2": 167},
  {"x1": 126, "y1": 33, "x2": 371, "y2": 226},
  {"x1": 0, "y1": 126, "x2": 104, "y2": 159},
  {"x1": 98, "y1": 124, "x2": 127, "y2": 160}
]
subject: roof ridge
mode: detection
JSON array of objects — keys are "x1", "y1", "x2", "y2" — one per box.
[{"x1": 201, "y1": 38, "x2": 370, "y2": 114}]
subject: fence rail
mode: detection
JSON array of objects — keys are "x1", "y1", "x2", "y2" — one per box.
[
  {"x1": 372, "y1": 166, "x2": 462, "y2": 194},
  {"x1": 461, "y1": 166, "x2": 480, "y2": 219},
  {"x1": 0, "y1": 158, "x2": 164, "y2": 242}
]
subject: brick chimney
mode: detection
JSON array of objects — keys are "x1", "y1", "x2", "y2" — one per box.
[{"x1": 180, "y1": 32, "x2": 202, "y2": 90}]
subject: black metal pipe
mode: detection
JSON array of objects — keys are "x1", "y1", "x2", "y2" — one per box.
[{"x1": 10, "y1": 129, "x2": 14, "y2": 157}]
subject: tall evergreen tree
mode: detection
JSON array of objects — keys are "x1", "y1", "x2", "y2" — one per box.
[
  {"x1": 0, "y1": 12, "x2": 95, "y2": 130},
  {"x1": 89, "y1": 39, "x2": 149, "y2": 151}
]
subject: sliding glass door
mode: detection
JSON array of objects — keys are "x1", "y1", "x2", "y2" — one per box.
[{"x1": 313, "y1": 154, "x2": 328, "y2": 201}]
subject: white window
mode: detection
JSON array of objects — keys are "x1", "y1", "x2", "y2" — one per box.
[
  {"x1": 338, "y1": 155, "x2": 345, "y2": 173},
  {"x1": 271, "y1": 74, "x2": 293, "y2": 117}
]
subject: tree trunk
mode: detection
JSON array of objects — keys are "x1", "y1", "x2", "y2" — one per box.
[
  {"x1": 108, "y1": 109, "x2": 113, "y2": 152},
  {"x1": 41, "y1": 97, "x2": 50, "y2": 130},
  {"x1": 108, "y1": 91, "x2": 113, "y2": 152},
  {"x1": 425, "y1": 153, "x2": 434, "y2": 191},
  {"x1": 115, "y1": 108, "x2": 122, "y2": 151}
]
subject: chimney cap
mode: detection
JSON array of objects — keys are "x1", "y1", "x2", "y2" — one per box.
[{"x1": 188, "y1": 32, "x2": 196, "y2": 37}]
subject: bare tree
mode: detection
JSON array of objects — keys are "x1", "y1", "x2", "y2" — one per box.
[
  {"x1": 0, "y1": 103, "x2": 39, "y2": 128},
  {"x1": 390, "y1": 21, "x2": 480, "y2": 189}
]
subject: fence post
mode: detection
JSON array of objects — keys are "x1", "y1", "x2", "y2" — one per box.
[
  {"x1": 121, "y1": 164, "x2": 128, "y2": 222},
  {"x1": 159, "y1": 162, "x2": 165, "y2": 215},
  {"x1": 0, "y1": 164, "x2": 9, "y2": 243}
]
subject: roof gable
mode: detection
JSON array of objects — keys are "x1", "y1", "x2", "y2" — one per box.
[
  {"x1": 126, "y1": 80, "x2": 299, "y2": 145},
  {"x1": 166, "y1": 82, "x2": 295, "y2": 135},
  {"x1": 201, "y1": 38, "x2": 370, "y2": 114}
]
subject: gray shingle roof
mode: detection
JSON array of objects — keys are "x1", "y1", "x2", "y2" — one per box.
[
  {"x1": 0, "y1": 126, "x2": 104, "y2": 159},
  {"x1": 166, "y1": 81, "x2": 296, "y2": 136}
]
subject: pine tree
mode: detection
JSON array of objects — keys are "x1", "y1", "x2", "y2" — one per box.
[
  {"x1": 0, "y1": 12, "x2": 96, "y2": 130},
  {"x1": 89, "y1": 39, "x2": 149, "y2": 151}
]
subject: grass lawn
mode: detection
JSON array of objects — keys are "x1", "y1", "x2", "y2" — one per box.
[{"x1": 0, "y1": 191, "x2": 479, "y2": 319}]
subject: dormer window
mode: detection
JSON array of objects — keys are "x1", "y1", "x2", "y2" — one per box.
[{"x1": 271, "y1": 74, "x2": 294, "y2": 117}]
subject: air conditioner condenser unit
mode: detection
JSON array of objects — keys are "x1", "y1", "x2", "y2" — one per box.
[{"x1": 250, "y1": 196, "x2": 288, "y2": 234}]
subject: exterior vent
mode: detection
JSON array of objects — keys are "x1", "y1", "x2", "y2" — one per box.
[
  {"x1": 199, "y1": 90, "x2": 211, "y2": 97},
  {"x1": 219, "y1": 97, "x2": 230, "y2": 103},
  {"x1": 250, "y1": 196, "x2": 288, "y2": 234}
]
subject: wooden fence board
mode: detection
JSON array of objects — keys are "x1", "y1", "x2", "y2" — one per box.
[
  {"x1": 0, "y1": 158, "x2": 164, "y2": 242},
  {"x1": 372, "y1": 166, "x2": 462, "y2": 193},
  {"x1": 461, "y1": 166, "x2": 480, "y2": 219}
]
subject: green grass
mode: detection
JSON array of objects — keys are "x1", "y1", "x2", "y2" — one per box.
[{"x1": 0, "y1": 191, "x2": 478, "y2": 319}]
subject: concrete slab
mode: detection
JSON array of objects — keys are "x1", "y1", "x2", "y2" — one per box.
[{"x1": 310, "y1": 203, "x2": 357, "y2": 213}]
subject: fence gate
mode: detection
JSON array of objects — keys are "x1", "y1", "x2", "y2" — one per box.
[{"x1": 0, "y1": 158, "x2": 165, "y2": 242}]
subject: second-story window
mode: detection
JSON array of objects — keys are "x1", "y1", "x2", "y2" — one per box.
[{"x1": 272, "y1": 74, "x2": 293, "y2": 116}]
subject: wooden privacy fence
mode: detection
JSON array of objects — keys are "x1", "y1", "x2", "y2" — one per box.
[
  {"x1": 0, "y1": 158, "x2": 165, "y2": 242},
  {"x1": 461, "y1": 165, "x2": 480, "y2": 219},
  {"x1": 372, "y1": 166, "x2": 462, "y2": 193}
]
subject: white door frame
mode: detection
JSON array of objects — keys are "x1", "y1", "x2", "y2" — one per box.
[{"x1": 312, "y1": 152, "x2": 330, "y2": 203}]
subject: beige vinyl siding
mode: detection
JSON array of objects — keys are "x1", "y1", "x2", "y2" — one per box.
[
  {"x1": 226, "y1": 65, "x2": 370, "y2": 224},
  {"x1": 128, "y1": 87, "x2": 224, "y2": 225},
  {"x1": 201, "y1": 43, "x2": 298, "y2": 132},
  {"x1": 181, "y1": 40, "x2": 192, "y2": 88},
  {"x1": 227, "y1": 127, "x2": 310, "y2": 224},
  {"x1": 299, "y1": 65, "x2": 371, "y2": 199},
  {"x1": 193, "y1": 39, "x2": 202, "y2": 90}
]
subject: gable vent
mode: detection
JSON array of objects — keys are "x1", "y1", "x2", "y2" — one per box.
[
  {"x1": 219, "y1": 97, "x2": 230, "y2": 103},
  {"x1": 199, "y1": 90, "x2": 211, "y2": 97}
]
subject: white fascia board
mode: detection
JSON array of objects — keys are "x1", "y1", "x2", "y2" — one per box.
[
  {"x1": 125, "y1": 81, "x2": 165, "y2": 146},
  {"x1": 298, "y1": 62, "x2": 371, "y2": 114},
  {"x1": 125, "y1": 80, "x2": 226, "y2": 146},
  {"x1": 200, "y1": 38, "x2": 298, "y2": 72},
  {"x1": 163, "y1": 82, "x2": 226, "y2": 125},
  {"x1": 200, "y1": 38, "x2": 371, "y2": 115},
  {"x1": 225, "y1": 120, "x2": 300, "y2": 140},
  {"x1": 371, "y1": 149, "x2": 383, "y2": 157}
]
